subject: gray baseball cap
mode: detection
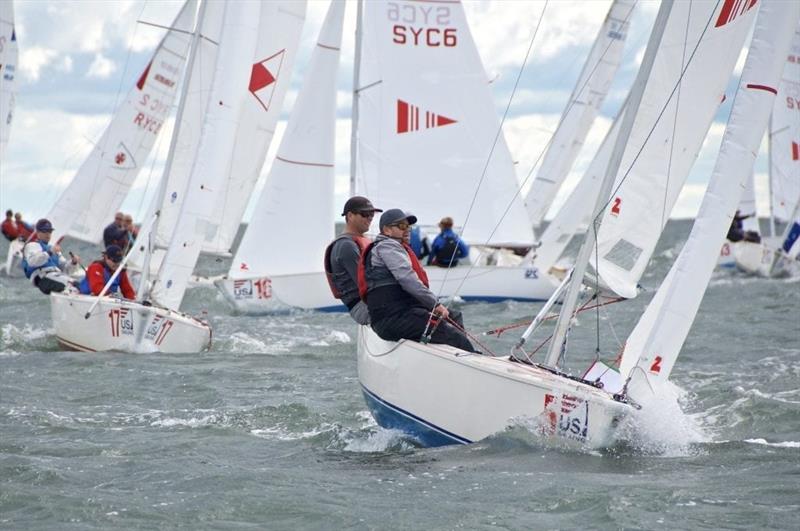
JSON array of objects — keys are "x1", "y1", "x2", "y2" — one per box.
[{"x1": 379, "y1": 209, "x2": 418, "y2": 230}]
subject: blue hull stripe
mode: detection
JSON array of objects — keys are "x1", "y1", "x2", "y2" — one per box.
[{"x1": 361, "y1": 385, "x2": 472, "y2": 447}]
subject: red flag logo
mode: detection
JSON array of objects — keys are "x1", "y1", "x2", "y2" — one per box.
[
  {"x1": 792, "y1": 141, "x2": 799, "y2": 161},
  {"x1": 250, "y1": 50, "x2": 285, "y2": 112},
  {"x1": 397, "y1": 99, "x2": 457, "y2": 134},
  {"x1": 715, "y1": 0, "x2": 757, "y2": 28}
]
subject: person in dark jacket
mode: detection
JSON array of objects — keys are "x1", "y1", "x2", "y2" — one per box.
[
  {"x1": 324, "y1": 196, "x2": 382, "y2": 324},
  {"x1": 103, "y1": 212, "x2": 128, "y2": 248},
  {"x1": 360, "y1": 209, "x2": 474, "y2": 352},
  {"x1": 428, "y1": 216, "x2": 469, "y2": 267}
]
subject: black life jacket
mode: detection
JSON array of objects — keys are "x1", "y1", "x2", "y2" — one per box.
[{"x1": 434, "y1": 235, "x2": 460, "y2": 267}]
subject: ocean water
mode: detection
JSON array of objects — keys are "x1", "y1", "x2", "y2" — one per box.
[{"x1": 1, "y1": 220, "x2": 798, "y2": 530}]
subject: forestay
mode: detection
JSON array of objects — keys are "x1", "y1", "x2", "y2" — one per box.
[
  {"x1": 229, "y1": 0, "x2": 343, "y2": 279},
  {"x1": 620, "y1": 0, "x2": 800, "y2": 388},
  {"x1": 524, "y1": 0, "x2": 634, "y2": 230},
  {"x1": 46, "y1": 1, "x2": 197, "y2": 245},
  {"x1": 355, "y1": 0, "x2": 532, "y2": 246},
  {"x1": 769, "y1": 25, "x2": 800, "y2": 224},
  {"x1": 0, "y1": 1, "x2": 17, "y2": 163},
  {"x1": 593, "y1": 0, "x2": 758, "y2": 299},
  {"x1": 150, "y1": 2, "x2": 262, "y2": 311},
  {"x1": 198, "y1": 0, "x2": 306, "y2": 256}
]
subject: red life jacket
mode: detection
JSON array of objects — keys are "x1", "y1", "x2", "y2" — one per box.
[
  {"x1": 357, "y1": 239, "x2": 429, "y2": 302},
  {"x1": 323, "y1": 233, "x2": 371, "y2": 299}
]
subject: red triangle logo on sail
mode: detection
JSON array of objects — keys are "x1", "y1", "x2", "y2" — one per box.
[
  {"x1": 792, "y1": 141, "x2": 799, "y2": 161},
  {"x1": 249, "y1": 50, "x2": 286, "y2": 112},
  {"x1": 397, "y1": 99, "x2": 457, "y2": 134},
  {"x1": 112, "y1": 142, "x2": 136, "y2": 170},
  {"x1": 136, "y1": 61, "x2": 152, "y2": 91}
]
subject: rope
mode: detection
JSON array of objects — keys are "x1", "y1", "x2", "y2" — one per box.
[{"x1": 485, "y1": 295, "x2": 625, "y2": 337}]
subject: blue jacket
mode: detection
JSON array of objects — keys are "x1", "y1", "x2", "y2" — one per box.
[
  {"x1": 21, "y1": 241, "x2": 61, "y2": 278},
  {"x1": 428, "y1": 228, "x2": 469, "y2": 267},
  {"x1": 409, "y1": 227, "x2": 430, "y2": 259}
]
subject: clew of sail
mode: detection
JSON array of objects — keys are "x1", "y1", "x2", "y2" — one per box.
[
  {"x1": 620, "y1": 0, "x2": 800, "y2": 390},
  {"x1": 229, "y1": 0, "x2": 343, "y2": 280},
  {"x1": 768, "y1": 25, "x2": 800, "y2": 224},
  {"x1": 200, "y1": 0, "x2": 306, "y2": 256},
  {"x1": 149, "y1": 2, "x2": 262, "y2": 311},
  {"x1": 0, "y1": 1, "x2": 18, "y2": 165},
  {"x1": 356, "y1": 0, "x2": 532, "y2": 247},
  {"x1": 524, "y1": 0, "x2": 635, "y2": 231},
  {"x1": 592, "y1": 0, "x2": 758, "y2": 299},
  {"x1": 45, "y1": 1, "x2": 198, "y2": 246}
]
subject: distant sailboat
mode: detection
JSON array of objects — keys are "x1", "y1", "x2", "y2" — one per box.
[{"x1": 0, "y1": 0, "x2": 16, "y2": 163}]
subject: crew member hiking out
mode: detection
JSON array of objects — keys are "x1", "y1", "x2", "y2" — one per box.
[
  {"x1": 22, "y1": 219, "x2": 82, "y2": 294},
  {"x1": 78, "y1": 244, "x2": 136, "y2": 300},
  {"x1": 428, "y1": 216, "x2": 469, "y2": 268},
  {"x1": 324, "y1": 196, "x2": 382, "y2": 324},
  {"x1": 359, "y1": 208, "x2": 475, "y2": 352}
]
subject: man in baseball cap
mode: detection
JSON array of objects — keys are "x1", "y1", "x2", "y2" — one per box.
[
  {"x1": 324, "y1": 196, "x2": 383, "y2": 324},
  {"x1": 21, "y1": 218, "x2": 82, "y2": 294},
  {"x1": 77, "y1": 244, "x2": 136, "y2": 300}
]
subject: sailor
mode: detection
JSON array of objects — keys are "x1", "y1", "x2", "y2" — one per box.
[
  {"x1": 2, "y1": 210, "x2": 18, "y2": 241},
  {"x1": 409, "y1": 225, "x2": 430, "y2": 261},
  {"x1": 121, "y1": 214, "x2": 138, "y2": 252},
  {"x1": 324, "y1": 196, "x2": 382, "y2": 324},
  {"x1": 103, "y1": 212, "x2": 128, "y2": 248},
  {"x1": 78, "y1": 244, "x2": 136, "y2": 300},
  {"x1": 22, "y1": 219, "x2": 82, "y2": 294},
  {"x1": 428, "y1": 216, "x2": 469, "y2": 268},
  {"x1": 358, "y1": 208, "x2": 475, "y2": 352},
  {"x1": 727, "y1": 210, "x2": 761, "y2": 243},
  {"x1": 14, "y1": 212, "x2": 34, "y2": 241}
]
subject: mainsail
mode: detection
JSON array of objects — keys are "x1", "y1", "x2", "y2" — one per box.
[
  {"x1": 524, "y1": 0, "x2": 634, "y2": 231},
  {"x1": 228, "y1": 0, "x2": 345, "y2": 280},
  {"x1": 620, "y1": 1, "x2": 800, "y2": 388},
  {"x1": 46, "y1": 0, "x2": 198, "y2": 245},
  {"x1": 0, "y1": 0, "x2": 18, "y2": 164},
  {"x1": 355, "y1": 0, "x2": 532, "y2": 246},
  {"x1": 592, "y1": 0, "x2": 759, "y2": 298}
]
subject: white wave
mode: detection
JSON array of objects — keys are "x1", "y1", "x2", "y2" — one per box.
[
  {"x1": 743, "y1": 438, "x2": 800, "y2": 448},
  {"x1": 309, "y1": 330, "x2": 351, "y2": 347},
  {"x1": 150, "y1": 414, "x2": 219, "y2": 428},
  {"x1": 733, "y1": 386, "x2": 800, "y2": 405},
  {"x1": 1, "y1": 323, "x2": 51, "y2": 348},
  {"x1": 250, "y1": 422, "x2": 333, "y2": 442},
  {"x1": 344, "y1": 426, "x2": 410, "y2": 452}
]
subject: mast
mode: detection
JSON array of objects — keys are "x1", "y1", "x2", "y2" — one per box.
[
  {"x1": 138, "y1": 0, "x2": 208, "y2": 303},
  {"x1": 349, "y1": 0, "x2": 363, "y2": 197},
  {"x1": 543, "y1": 0, "x2": 674, "y2": 369}
]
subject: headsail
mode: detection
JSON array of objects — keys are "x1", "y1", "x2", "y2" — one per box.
[
  {"x1": 355, "y1": 0, "x2": 532, "y2": 246},
  {"x1": 0, "y1": 0, "x2": 18, "y2": 164},
  {"x1": 46, "y1": 0, "x2": 198, "y2": 245},
  {"x1": 228, "y1": 0, "x2": 344, "y2": 279},
  {"x1": 593, "y1": 0, "x2": 758, "y2": 299},
  {"x1": 524, "y1": 0, "x2": 634, "y2": 231},
  {"x1": 620, "y1": 1, "x2": 800, "y2": 389}
]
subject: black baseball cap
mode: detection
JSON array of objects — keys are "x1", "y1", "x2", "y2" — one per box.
[
  {"x1": 341, "y1": 196, "x2": 382, "y2": 216},
  {"x1": 104, "y1": 245, "x2": 124, "y2": 263},
  {"x1": 379, "y1": 209, "x2": 418, "y2": 230},
  {"x1": 35, "y1": 219, "x2": 54, "y2": 232}
]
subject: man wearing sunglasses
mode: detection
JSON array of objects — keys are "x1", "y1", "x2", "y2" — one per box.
[
  {"x1": 324, "y1": 196, "x2": 382, "y2": 324},
  {"x1": 78, "y1": 244, "x2": 136, "y2": 300},
  {"x1": 21, "y1": 218, "x2": 82, "y2": 294},
  {"x1": 358, "y1": 208, "x2": 475, "y2": 352}
]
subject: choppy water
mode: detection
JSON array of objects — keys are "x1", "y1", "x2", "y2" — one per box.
[{"x1": 1, "y1": 220, "x2": 798, "y2": 530}]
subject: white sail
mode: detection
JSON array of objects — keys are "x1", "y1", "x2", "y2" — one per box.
[
  {"x1": 737, "y1": 169, "x2": 760, "y2": 233},
  {"x1": 592, "y1": 0, "x2": 758, "y2": 299},
  {"x1": 0, "y1": 0, "x2": 17, "y2": 163},
  {"x1": 200, "y1": 0, "x2": 306, "y2": 255},
  {"x1": 47, "y1": 1, "x2": 198, "y2": 245},
  {"x1": 153, "y1": 1, "x2": 226, "y2": 249},
  {"x1": 524, "y1": 0, "x2": 634, "y2": 230},
  {"x1": 150, "y1": 2, "x2": 262, "y2": 310},
  {"x1": 229, "y1": 0, "x2": 343, "y2": 279},
  {"x1": 355, "y1": 0, "x2": 532, "y2": 246},
  {"x1": 620, "y1": 1, "x2": 799, "y2": 387},
  {"x1": 769, "y1": 25, "x2": 800, "y2": 224}
]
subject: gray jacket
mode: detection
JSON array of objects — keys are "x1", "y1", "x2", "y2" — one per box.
[{"x1": 368, "y1": 234, "x2": 437, "y2": 310}]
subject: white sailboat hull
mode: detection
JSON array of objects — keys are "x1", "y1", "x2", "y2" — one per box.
[
  {"x1": 2, "y1": 239, "x2": 24, "y2": 277},
  {"x1": 731, "y1": 237, "x2": 784, "y2": 277},
  {"x1": 357, "y1": 326, "x2": 631, "y2": 449},
  {"x1": 50, "y1": 292, "x2": 211, "y2": 353},
  {"x1": 215, "y1": 265, "x2": 559, "y2": 314}
]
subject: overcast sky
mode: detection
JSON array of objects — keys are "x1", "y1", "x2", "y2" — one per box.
[{"x1": 1, "y1": 0, "x2": 761, "y2": 225}]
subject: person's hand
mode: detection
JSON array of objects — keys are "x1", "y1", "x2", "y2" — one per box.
[
  {"x1": 52, "y1": 243, "x2": 62, "y2": 254},
  {"x1": 71, "y1": 253, "x2": 80, "y2": 265},
  {"x1": 433, "y1": 303, "x2": 449, "y2": 320}
]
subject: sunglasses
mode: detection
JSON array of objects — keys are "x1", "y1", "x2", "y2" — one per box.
[
  {"x1": 356, "y1": 211, "x2": 375, "y2": 218},
  {"x1": 390, "y1": 221, "x2": 410, "y2": 230}
]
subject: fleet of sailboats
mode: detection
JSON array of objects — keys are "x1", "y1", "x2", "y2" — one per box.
[{"x1": 3, "y1": 0, "x2": 797, "y2": 450}]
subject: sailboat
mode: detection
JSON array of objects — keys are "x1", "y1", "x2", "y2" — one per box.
[
  {"x1": 216, "y1": 0, "x2": 345, "y2": 313},
  {"x1": 49, "y1": 0, "x2": 307, "y2": 353},
  {"x1": 357, "y1": 0, "x2": 763, "y2": 449},
  {"x1": 0, "y1": 0, "x2": 16, "y2": 163}
]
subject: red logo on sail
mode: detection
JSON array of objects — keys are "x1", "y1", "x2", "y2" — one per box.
[
  {"x1": 112, "y1": 142, "x2": 136, "y2": 170},
  {"x1": 792, "y1": 141, "x2": 799, "y2": 161},
  {"x1": 397, "y1": 99, "x2": 456, "y2": 134},
  {"x1": 715, "y1": 0, "x2": 757, "y2": 28},
  {"x1": 136, "y1": 61, "x2": 152, "y2": 90},
  {"x1": 250, "y1": 50, "x2": 286, "y2": 112}
]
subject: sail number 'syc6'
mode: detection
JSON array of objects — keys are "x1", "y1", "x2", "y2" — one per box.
[{"x1": 388, "y1": 2, "x2": 457, "y2": 47}]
